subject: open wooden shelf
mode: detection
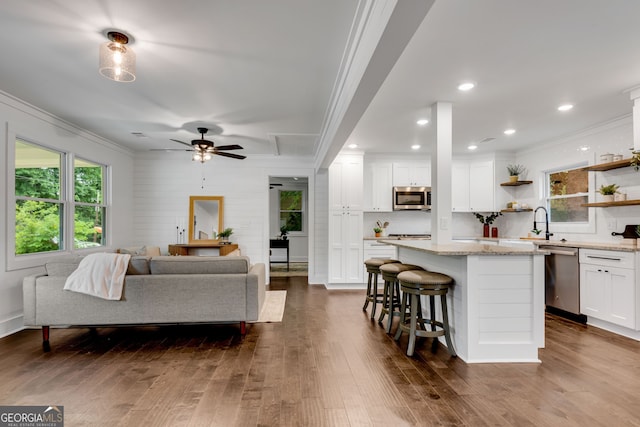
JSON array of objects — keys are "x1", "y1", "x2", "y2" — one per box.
[
  {"x1": 585, "y1": 158, "x2": 633, "y2": 171},
  {"x1": 501, "y1": 208, "x2": 533, "y2": 213},
  {"x1": 582, "y1": 199, "x2": 640, "y2": 207},
  {"x1": 500, "y1": 180, "x2": 533, "y2": 187}
]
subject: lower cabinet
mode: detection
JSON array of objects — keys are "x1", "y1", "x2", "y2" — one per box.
[
  {"x1": 328, "y1": 210, "x2": 363, "y2": 283},
  {"x1": 579, "y1": 249, "x2": 636, "y2": 329},
  {"x1": 363, "y1": 241, "x2": 397, "y2": 261}
]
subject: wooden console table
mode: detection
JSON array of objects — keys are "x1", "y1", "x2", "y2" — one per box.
[{"x1": 168, "y1": 243, "x2": 239, "y2": 256}]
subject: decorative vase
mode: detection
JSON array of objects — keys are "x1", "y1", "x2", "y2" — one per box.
[
  {"x1": 509, "y1": 175, "x2": 518, "y2": 183},
  {"x1": 375, "y1": 232, "x2": 381, "y2": 237},
  {"x1": 483, "y1": 224, "x2": 490, "y2": 238},
  {"x1": 491, "y1": 227, "x2": 498, "y2": 238},
  {"x1": 601, "y1": 194, "x2": 614, "y2": 202}
]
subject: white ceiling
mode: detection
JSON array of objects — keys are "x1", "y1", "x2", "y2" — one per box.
[{"x1": 2, "y1": 1, "x2": 640, "y2": 163}]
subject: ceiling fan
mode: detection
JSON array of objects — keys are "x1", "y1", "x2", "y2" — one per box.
[{"x1": 157, "y1": 127, "x2": 246, "y2": 162}]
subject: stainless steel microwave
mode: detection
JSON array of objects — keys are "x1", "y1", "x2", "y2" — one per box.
[{"x1": 393, "y1": 186, "x2": 431, "y2": 210}]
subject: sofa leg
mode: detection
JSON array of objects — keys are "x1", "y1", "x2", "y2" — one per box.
[
  {"x1": 240, "y1": 321, "x2": 246, "y2": 335},
  {"x1": 42, "y1": 326, "x2": 50, "y2": 352}
]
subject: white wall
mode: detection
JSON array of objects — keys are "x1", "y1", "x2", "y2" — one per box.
[
  {"x1": 0, "y1": 91, "x2": 135, "y2": 337},
  {"x1": 132, "y1": 152, "x2": 326, "y2": 283},
  {"x1": 268, "y1": 180, "x2": 309, "y2": 263},
  {"x1": 507, "y1": 116, "x2": 638, "y2": 243}
]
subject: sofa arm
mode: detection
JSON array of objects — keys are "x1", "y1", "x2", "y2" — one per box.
[
  {"x1": 247, "y1": 263, "x2": 266, "y2": 320},
  {"x1": 23, "y1": 273, "x2": 47, "y2": 325}
]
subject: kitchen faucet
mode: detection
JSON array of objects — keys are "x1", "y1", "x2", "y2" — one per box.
[{"x1": 533, "y1": 206, "x2": 553, "y2": 240}]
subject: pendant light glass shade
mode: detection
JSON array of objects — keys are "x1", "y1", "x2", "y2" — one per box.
[{"x1": 99, "y1": 31, "x2": 136, "y2": 82}]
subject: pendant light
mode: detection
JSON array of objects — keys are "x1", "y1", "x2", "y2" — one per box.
[{"x1": 99, "y1": 31, "x2": 136, "y2": 82}]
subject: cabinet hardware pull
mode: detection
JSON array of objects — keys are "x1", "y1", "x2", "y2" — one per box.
[{"x1": 586, "y1": 255, "x2": 622, "y2": 261}]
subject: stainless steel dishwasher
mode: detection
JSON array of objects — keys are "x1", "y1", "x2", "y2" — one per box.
[{"x1": 540, "y1": 245, "x2": 584, "y2": 321}]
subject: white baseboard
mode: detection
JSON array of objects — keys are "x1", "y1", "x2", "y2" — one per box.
[
  {"x1": 325, "y1": 282, "x2": 367, "y2": 290},
  {"x1": 0, "y1": 314, "x2": 25, "y2": 339},
  {"x1": 586, "y1": 317, "x2": 640, "y2": 341}
]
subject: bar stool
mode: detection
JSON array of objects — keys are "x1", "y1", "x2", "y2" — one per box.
[
  {"x1": 378, "y1": 263, "x2": 424, "y2": 333},
  {"x1": 394, "y1": 270, "x2": 456, "y2": 357},
  {"x1": 363, "y1": 258, "x2": 400, "y2": 319}
]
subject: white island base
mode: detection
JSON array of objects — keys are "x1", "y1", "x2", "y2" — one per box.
[{"x1": 388, "y1": 240, "x2": 546, "y2": 363}]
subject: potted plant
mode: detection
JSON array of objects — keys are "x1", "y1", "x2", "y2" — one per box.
[
  {"x1": 280, "y1": 225, "x2": 289, "y2": 240},
  {"x1": 217, "y1": 227, "x2": 233, "y2": 242},
  {"x1": 373, "y1": 227, "x2": 382, "y2": 237},
  {"x1": 630, "y1": 149, "x2": 640, "y2": 171},
  {"x1": 598, "y1": 184, "x2": 619, "y2": 202},
  {"x1": 473, "y1": 212, "x2": 502, "y2": 237},
  {"x1": 506, "y1": 164, "x2": 526, "y2": 182}
]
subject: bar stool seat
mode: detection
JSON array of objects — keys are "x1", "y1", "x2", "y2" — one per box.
[
  {"x1": 394, "y1": 270, "x2": 457, "y2": 357},
  {"x1": 378, "y1": 263, "x2": 424, "y2": 333},
  {"x1": 363, "y1": 258, "x2": 400, "y2": 319}
]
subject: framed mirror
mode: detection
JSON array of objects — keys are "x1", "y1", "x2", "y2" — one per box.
[{"x1": 188, "y1": 196, "x2": 224, "y2": 243}]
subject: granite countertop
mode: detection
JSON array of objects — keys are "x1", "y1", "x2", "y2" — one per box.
[
  {"x1": 378, "y1": 239, "x2": 546, "y2": 256},
  {"x1": 366, "y1": 236, "x2": 640, "y2": 252}
]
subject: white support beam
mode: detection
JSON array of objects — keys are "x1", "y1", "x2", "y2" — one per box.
[{"x1": 430, "y1": 102, "x2": 453, "y2": 244}]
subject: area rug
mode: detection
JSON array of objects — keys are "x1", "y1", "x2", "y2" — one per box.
[
  {"x1": 253, "y1": 290, "x2": 287, "y2": 323},
  {"x1": 270, "y1": 262, "x2": 308, "y2": 277}
]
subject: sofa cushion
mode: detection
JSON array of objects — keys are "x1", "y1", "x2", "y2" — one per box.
[
  {"x1": 118, "y1": 245, "x2": 161, "y2": 256},
  {"x1": 149, "y1": 256, "x2": 250, "y2": 275},
  {"x1": 45, "y1": 256, "x2": 84, "y2": 277},
  {"x1": 127, "y1": 256, "x2": 151, "y2": 275}
]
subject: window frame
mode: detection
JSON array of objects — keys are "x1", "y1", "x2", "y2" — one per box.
[
  {"x1": 278, "y1": 188, "x2": 307, "y2": 236},
  {"x1": 542, "y1": 162, "x2": 595, "y2": 234},
  {"x1": 7, "y1": 134, "x2": 110, "y2": 271}
]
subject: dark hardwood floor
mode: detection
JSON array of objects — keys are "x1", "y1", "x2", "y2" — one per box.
[{"x1": 2, "y1": 277, "x2": 640, "y2": 426}]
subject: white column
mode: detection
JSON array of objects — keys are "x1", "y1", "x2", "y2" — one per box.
[
  {"x1": 430, "y1": 102, "x2": 453, "y2": 244},
  {"x1": 629, "y1": 88, "x2": 640, "y2": 151}
]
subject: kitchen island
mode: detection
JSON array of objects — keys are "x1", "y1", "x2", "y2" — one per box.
[{"x1": 380, "y1": 239, "x2": 547, "y2": 363}]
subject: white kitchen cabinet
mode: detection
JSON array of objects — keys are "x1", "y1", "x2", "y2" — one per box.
[
  {"x1": 579, "y1": 249, "x2": 635, "y2": 329},
  {"x1": 328, "y1": 154, "x2": 364, "y2": 285},
  {"x1": 452, "y1": 159, "x2": 495, "y2": 212},
  {"x1": 363, "y1": 240, "x2": 397, "y2": 260},
  {"x1": 363, "y1": 162, "x2": 393, "y2": 212},
  {"x1": 329, "y1": 155, "x2": 363, "y2": 211},
  {"x1": 328, "y1": 210, "x2": 363, "y2": 283},
  {"x1": 392, "y1": 162, "x2": 430, "y2": 187}
]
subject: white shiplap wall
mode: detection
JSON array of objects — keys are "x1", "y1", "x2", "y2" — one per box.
[
  {"x1": 132, "y1": 152, "x2": 327, "y2": 284},
  {"x1": 0, "y1": 91, "x2": 135, "y2": 337}
]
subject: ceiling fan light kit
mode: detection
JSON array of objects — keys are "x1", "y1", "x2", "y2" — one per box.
[
  {"x1": 99, "y1": 30, "x2": 136, "y2": 82},
  {"x1": 158, "y1": 127, "x2": 246, "y2": 163}
]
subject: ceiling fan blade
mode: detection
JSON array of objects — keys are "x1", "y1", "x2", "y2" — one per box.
[
  {"x1": 215, "y1": 144, "x2": 244, "y2": 151},
  {"x1": 150, "y1": 148, "x2": 193, "y2": 152},
  {"x1": 215, "y1": 151, "x2": 246, "y2": 160},
  {"x1": 170, "y1": 139, "x2": 194, "y2": 148}
]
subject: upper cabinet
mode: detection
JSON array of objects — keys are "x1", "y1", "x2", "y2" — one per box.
[
  {"x1": 329, "y1": 154, "x2": 363, "y2": 211},
  {"x1": 363, "y1": 162, "x2": 393, "y2": 212},
  {"x1": 452, "y1": 159, "x2": 495, "y2": 212},
  {"x1": 392, "y1": 162, "x2": 430, "y2": 186}
]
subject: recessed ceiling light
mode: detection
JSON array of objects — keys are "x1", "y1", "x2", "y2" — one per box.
[
  {"x1": 504, "y1": 129, "x2": 516, "y2": 135},
  {"x1": 578, "y1": 145, "x2": 590, "y2": 152},
  {"x1": 411, "y1": 145, "x2": 421, "y2": 150},
  {"x1": 416, "y1": 119, "x2": 429, "y2": 126},
  {"x1": 348, "y1": 143, "x2": 358, "y2": 149},
  {"x1": 558, "y1": 103, "x2": 574, "y2": 112},
  {"x1": 458, "y1": 82, "x2": 475, "y2": 91},
  {"x1": 467, "y1": 144, "x2": 478, "y2": 150}
]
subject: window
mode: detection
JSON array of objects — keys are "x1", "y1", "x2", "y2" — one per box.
[
  {"x1": 12, "y1": 138, "x2": 107, "y2": 261},
  {"x1": 545, "y1": 165, "x2": 589, "y2": 224},
  {"x1": 14, "y1": 140, "x2": 64, "y2": 255},
  {"x1": 279, "y1": 190, "x2": 304, "y2": 233},
  {"x1": 74, "y1": 158, "x2": 105, "y2": 248}
]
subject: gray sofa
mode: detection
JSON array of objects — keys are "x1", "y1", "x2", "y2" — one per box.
[{"x1": 23, "y1": 255, "x2": 266, "y2": 350}]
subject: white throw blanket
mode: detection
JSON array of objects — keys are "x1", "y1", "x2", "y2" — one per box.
[{"x1": 63, "y1": 253, "x2": 131, "y2": 300}]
